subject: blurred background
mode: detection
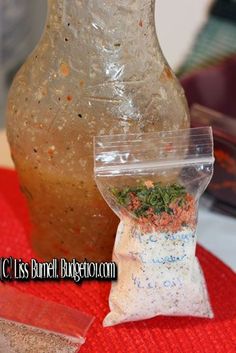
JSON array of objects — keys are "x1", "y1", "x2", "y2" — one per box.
[
  {"x1": 0, "y1": 0, "x2": 235, "y2": 265},
  {"x1": 0, "y1": 0, "x2": 47, "y2": 127}
]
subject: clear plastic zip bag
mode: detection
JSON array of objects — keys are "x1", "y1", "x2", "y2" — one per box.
[
  {"x1": 94, "y1": 127, "x2": 215, "y2": 327},
  {"x1": 0, "y1": 285, "x2": 94, "y2": 352}
]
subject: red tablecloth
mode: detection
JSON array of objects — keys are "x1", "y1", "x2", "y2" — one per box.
[{"x1": 0, "y1": 168, "x2": 235, "y2": 353}]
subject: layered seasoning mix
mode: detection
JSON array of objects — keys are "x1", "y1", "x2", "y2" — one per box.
[
  {"x1": 111, "y1": 181, "x2": 196, "y2": 233},
  {"x1": 104, "y1": 180, "x2": 213, "y2": 327}
]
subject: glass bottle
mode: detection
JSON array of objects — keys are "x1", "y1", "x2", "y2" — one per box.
[{"x1": 7, "y1": 0, "x2": 190, "y2": 261}]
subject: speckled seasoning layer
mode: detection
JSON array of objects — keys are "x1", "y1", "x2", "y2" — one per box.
[
  {"x1": 104, "y1": 219, "x2": 213, "y2": 327},
  {"x1": 0, "y1": 168, "x2": 235, "y2": 353}
]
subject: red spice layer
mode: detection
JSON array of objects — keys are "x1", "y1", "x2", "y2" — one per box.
[{"x1": 124, "y1": 194, "x2": 196, "y2": 234}]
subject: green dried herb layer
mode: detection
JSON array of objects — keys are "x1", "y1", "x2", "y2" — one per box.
[{"x1": 111, "y1": 182, "x2": 187, "y2": 217}]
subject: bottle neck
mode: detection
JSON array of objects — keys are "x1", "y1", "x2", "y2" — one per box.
[
  {"x1": 47, "y1": 0, "x2": 158, "y2": 45},
  {"x1": 45, "y1": 0, "x2": 162, "y2": 96}
]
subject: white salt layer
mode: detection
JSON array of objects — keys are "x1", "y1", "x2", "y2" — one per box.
[{"x1": 104, "y1": 220, "x2": 213, "y2": 327}]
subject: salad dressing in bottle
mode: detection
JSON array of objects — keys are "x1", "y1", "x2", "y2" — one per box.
[{"x1": 7, "y1": 0, "x2": 190, "y2": 261}]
